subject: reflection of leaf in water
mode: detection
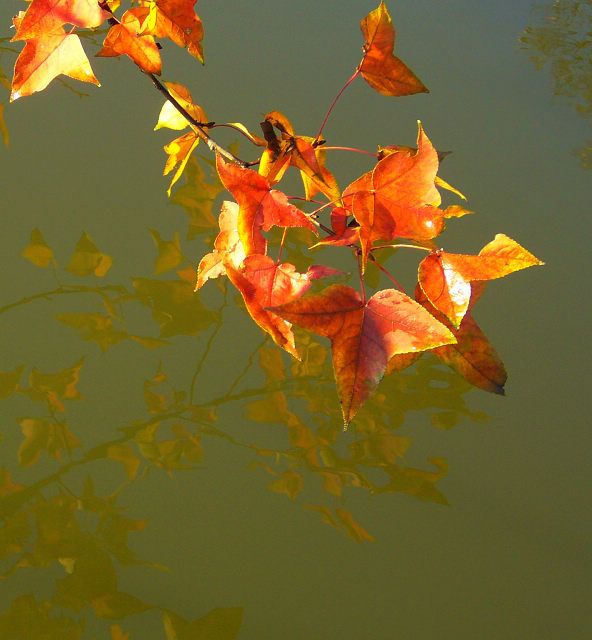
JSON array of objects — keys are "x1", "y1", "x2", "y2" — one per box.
[
  {"x1": 0, "y1": 593, "x2": 83, "y2": 639},
  {"x1": 20, "y1": 357, "x2": 84, "y2": 411},
  {"x1": 149, "y1": 228, "x2": 184, "y2": 274},
  {"x1": 0, "y1": 365, "x2": 24, "y2": 399},
  {"x1": 162, "y1": 606, "x2": 244, "y2": 640},
  {"x1": 520, "y1": 0, "x2": 592, "y2": 167},
  {"x1": 304, "y1": 505, "x2": 374, "y2": 543},
  {"x1": 133, "y1": 277, "x2": 220, "y2": 337},
  {"x1": 17, "y1": 417, "x2": 81, "y2": 466},
  {"x1": 21, "y1": 228, "x2": 55, "y2": 268},
  {"x1": 268, "y1": 469, "x2": 304, "y2": 500},
  {"x1": 54, "y1": 312, "x2": 128, "y2": 351},
  {"x1": 66, "y1": 231, "x2": 113, "y2": 277},
  {"x1": 168, "y1": 155, "x2": 224, "y2": 240}
]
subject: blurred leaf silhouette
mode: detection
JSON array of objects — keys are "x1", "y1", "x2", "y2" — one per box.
[{"x1": 520, "y1": 0, "x2": 592, "y2": 167}]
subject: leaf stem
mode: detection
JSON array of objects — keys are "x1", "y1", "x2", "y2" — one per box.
[
  {"x1": 147, "y1": 74, "x2": 248, "y2": 167},
  {"x1": 321, "y1": 146, "x2": 378, "y2": 158},
  {"x1": 315, "y1": 68, "x2": 361, "y2": 143}
]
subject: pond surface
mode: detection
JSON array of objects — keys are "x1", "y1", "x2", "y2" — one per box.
[{"x1": 0, "y1": 1, "x2": 590, "y2": 638}]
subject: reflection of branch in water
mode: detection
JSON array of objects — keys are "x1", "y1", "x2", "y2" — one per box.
[{"x1": 520, "y1": 0, "x2": 592, "y2": 167}]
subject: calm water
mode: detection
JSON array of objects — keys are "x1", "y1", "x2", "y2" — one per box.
[{"x1": 0, "y1": 1, "x2": 590, "y2": 638}]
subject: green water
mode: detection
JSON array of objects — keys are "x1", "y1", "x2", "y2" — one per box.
[{"x1": 0, "y1": 1, "x2": 590, "y2": 638}]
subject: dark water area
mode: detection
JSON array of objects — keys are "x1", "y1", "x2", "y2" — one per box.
[{"x1": 0, "y1": 1, "x2": 590, "y2": 638}]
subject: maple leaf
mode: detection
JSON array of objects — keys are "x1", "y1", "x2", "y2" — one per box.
[
  {"x1": 216, "y1": 155, "x2": 317, "y2": 256},
  {"x1": 226, "y1": 255, "x2": 341, "y2": 358},
  {"x1": 341, "y1": 122, "x2": 444, "y2": 268},
  {"x1": 359, "y1": 1, "x2": 428, "y2": 97},
  {"x1": 12, "y1": 0, "x2": 109, "y2": 41},
  {"x1": 195, "y1": 201, "x2": 246, "y2": 290},
  {"x1": 10, "y1": 16, "x2": 100, "y2": 101},
  {"x1": 415, "y1": 283, "x2": 508, "y2": 395},
  {"x1": 259, "y1": 111, "x2": 340, "y2": 201},
  {"x1": 163, "y1": 131, "x2": 201, "y2": 195},
  {"x1": 135, "y1": 0, "x2": 204, "y2": 63},
  {"x1": 418, "y1": 234, "x2": 544, "y2": 328},
  {"x1": 270, "y1": 284, "x2": 456, "y2": 425},
  {"x1": 97, "y1": 9, "x2": 161, "y2": 75},
  {"x1": 154, "y1": 82, "x2": 207, "y2": 131}
]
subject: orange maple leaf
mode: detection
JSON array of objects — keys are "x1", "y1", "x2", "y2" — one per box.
[
  {"x1": 216, "y1": 155, "x2": 317, "y2": 257},
  {"x1": 270, "y1": 284, "x2": 456, "y2": 425},
  {"x1": 10, "y1": 15, "x2": 100, "y2": 101},
  {"x1": 341, "y1": 122, "x2": 444, "y2": 268},
  {"x1": 418, "y1": 234, "x2": 545, "y2": 328},
  {"x1": 97, "y1": 9, "x2": 162, "y2": 75},
  {"x1": 12, "y1": 0, "x2": 109, "y2": 41},
  {"x1": 359, "y1": 1, "x2": 428, "y2": 97},
  {"x1": 259, "y1": 111, "x2": 340, "y2": 201},
  {"x1": 195, "y1": 201, "x2": 246, "y2": 290},
  {"x1": 136, "y1": 0, "x2": 204, "y2": 63},
  {"x1": 226, "y1": 255, "x2": 341, "y2": 359},
  {"x1": 415, "y1": 283, "x2": 508, "y2": 395}
]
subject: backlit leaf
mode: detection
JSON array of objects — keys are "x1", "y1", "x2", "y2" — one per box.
[
  {"x1": 137, "y1": 0, "x2": 205, "y2": 63},
  {"x1": 418, "y1": 235, "x2": 544, "y2": 327},
  {"x1": 416, "y1": 284, "x2": 508, "y2": 394},
  {"x1": 360, "y1": 2, "x2": 428, "y2": 96},
  {"x1": 13, "y1": 0, "x2": 109, "y2": 41},
  {"x1": 227, "y1": 255, "x2": 341, "y2": 358},
  {"x1": 342, "y1": 122, "x2": 444, "y2": 268},
  {"x1": 270, "y1": 284, "x2": 456, "y2": 425},
  {"x1": 154, "y1": 82, "x2": 207, "y2": 131},
  {"x1": 97, "y1": 9, "x2": 162, "y2": 75},
  {"x1": 10, "y1": 16, "x2": 100, "y2": 101},
  {"x1": 216, "y1": 155, "x2": 317, "y2": 256}
]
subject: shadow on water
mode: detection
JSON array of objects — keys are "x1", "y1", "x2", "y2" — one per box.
[{"x1": 0, "y1": 155, "x2": 489, "y2": 637}]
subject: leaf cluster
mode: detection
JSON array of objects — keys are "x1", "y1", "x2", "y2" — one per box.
[{"x1": 5, "y1": 0, "x2": 544, "y2": 426}]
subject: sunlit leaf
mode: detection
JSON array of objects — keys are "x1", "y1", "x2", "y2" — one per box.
[
  {"x1": 163, "y1": 131, "x2": 201, "y2": 196},
  {"x1": 270, "y1": 284, "x2": 456, "y2": 425},
  {"x1": 136, "y1": 0, "x2": 204, "y2": 63},
  {"x1": 13, "y1": 0, "x2": 109, "y2": 41},
  {"x1": 21, "y1": 228, "x2": 55, "y2": 268},
  {"x1": 416, "y1": 284, "x2": 508, "y2": 395},
  {"x1": 359, "y1": 2, "x2": 428, "y2": 96},
  {"x1": 418, "y1": 234, "x2": 544, "y2": 328},
  {"x1": 154, "y1": 82, "x2": 207, "y2": 131},
  {"x1": 10, "y1": 16, "x2": 100, "y2": 101},
  {"x1": 97, "y1": 9, "x2": 162, "y2": 75},
  {"x1": 216, "y1": 155, "x2": 317, "y2": 256},
  {"x1": 66, "y1": 232, "x2": 113, "y2": 277},
  {"x1": 342, "y1": 122, "x2": 444, "y2": 268}
]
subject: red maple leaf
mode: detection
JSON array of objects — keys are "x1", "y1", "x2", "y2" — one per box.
[
  {"x1": 341, "y1": 122, "x2": 444, "y2": 268},
  {"x1": 270, "y1": 284, "x2": 456, "y2": 425},
  {"x1": 216, "y1": 155, "x2": 317, "y2": 257},
  {"x1": 359, "y1": 1, "x2": 428, "y2": 96}
]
